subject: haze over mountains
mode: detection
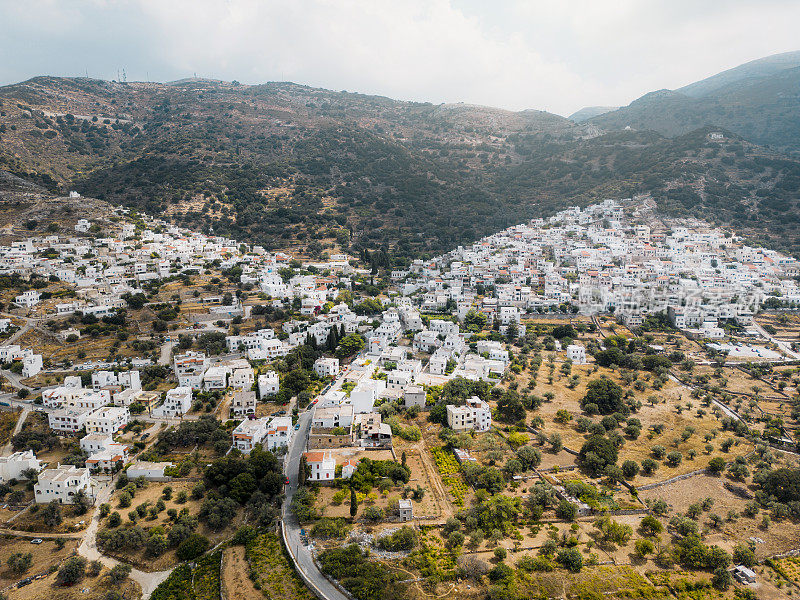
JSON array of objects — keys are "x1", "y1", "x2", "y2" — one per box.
[
  {"x1": 585, "y1": 51, "x2": 800, "y2": 154},
  {"x1": 0, "y1": 52, "x2": 799, "y2": 262}
]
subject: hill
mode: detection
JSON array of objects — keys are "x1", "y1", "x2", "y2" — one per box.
[
  {"x1": 568, "y1": 106, "x2": 618, "y2": 123},
  {"x1": 677, "y1": 50, "x2": 800, "y2": 97},
  {"x1": 589, "y1": 52, "x2": 800, "y2": 154},
  {"x1": 1, "y1": 75, "x2": 800, "y2": 261}
]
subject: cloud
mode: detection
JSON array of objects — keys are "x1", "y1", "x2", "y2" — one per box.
[
  {"x1": 134, "y1": 0, "x2": 597, "y2": 113},
  {"x1": 1, "y1": 0, "x2": 799, "y2": 116}
]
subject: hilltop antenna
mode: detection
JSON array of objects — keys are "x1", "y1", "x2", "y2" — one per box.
[{"x1": 122, "y1": 68, "x2": 127, "y2": 83}]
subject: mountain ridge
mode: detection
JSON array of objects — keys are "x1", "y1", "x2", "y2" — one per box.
[
  {"x1": 589, "y1": 51, "x2": 800, "y2": 154},
  {"x1": 1, "y1": 67, "x2": 800, "y2": 263}
]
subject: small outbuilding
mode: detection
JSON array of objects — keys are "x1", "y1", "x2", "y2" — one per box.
[{"x1": 398, "y1": 499, "x2": 413, "y2": 522}]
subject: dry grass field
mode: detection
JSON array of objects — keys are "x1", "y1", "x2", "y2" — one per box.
[
  {"x1": 221, "y1": 545, "x2": 263, "y2": 600},
  {"x1": 105, "y1": 479, "x2": 240, "y2": 571},
  {"x1": 756, "y1": 313, "x2": 800, "y2": 344},
  {"x1": 511, "y1": 360, "x2": 752, "y2": 483},
  {"x1": 8, "y1": 564, "x2": 141, "y2": 600},
  {"x1": 0, "y1": 536, "x2": 79, "y2": 589}
]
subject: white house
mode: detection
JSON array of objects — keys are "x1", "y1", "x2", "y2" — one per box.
[
  {"x1": 446, "y1": 396, "x2": 492, "y2": 432},
  {"x1": 429, "y1": 348, "x2": 450, "y2": 375},
  {"x1": 312, "y1": 405, "x2": 354, "y2": 429},
  {"x1": 84, "y1": 406, "x2": 130, "y2": 435},
  {"x1": 387, "y1": 369, "x2": 413, "y2": 391},
  {"x1": 398, "y1": 498, "x2": 413, "y2": 522},
  {"x1": 232, "y1": 418, "x2": 270, "y2": 454},
  {"x1": 230, "y1": 367, "x2": 254, "y2": 390},
  {"x1": 341, "y1": 458, "x2": 358, "y2": 480},
  {"x1": 313, "y1": 357, "x2": 340, "y2": 378},
  {"x1": 303, "y1": 450, "x2": 336, "y2": 483},
  {"x1": 258, "y1": 371, "x2": 279, "y2": 398},
  {"x1": 173, "y1": 351, "x2": 208, "y2": 389},
  {"x1": 266, "y1": 416, "x2": 293, "y2": 451},
  {"x1": 0, "y1": 345, "x2": 23, "y2": 363},
  {"x1": 34, "y1": 464, "x2": 94, "y2": 504},
  {"x1": 86, "y1": 444, "x2": 128, "y2": 473},
  {"x1": 0, "y1": 450, "x2": 41, "y2": 483},
  {"x1": 92, "y1": 370, "x2": 141, "y2": 391},
  {"x1": 48, "y1": 408, "x2": 91, "y2": 434},
  {"x1": 14, "y1": 290, "x2": 41, "y2": 308},
  {"x1": 475, "y1": 340, "x2": 509, "y2": 363},
  {"x1": 566, "y1": 344, "x2": 587, "y2": 365},
  {"x1": 152, "y1": 387, "x2": 193, "y2": 417},
  {"x1": 202, "y1": 365, "x2": 228, "y2": 391},
  {"x1": 80, "y1": 433, "x2": 115, "y2": 455},
  {"x1": 348, "y1": 379, "x2": 385, "y2": 414},
  {"x1": 404, "y1": 385, "x2": 426, "y2": 409},
  {"x1": 22, "y1": 354, "x2": 43, "y2": 378},
  {"x1": 231, "y1": 391, "x2": 257, "y2": 417},
  {"x1": 126, "y1": 461, "x2": 173, "y2": 481}
]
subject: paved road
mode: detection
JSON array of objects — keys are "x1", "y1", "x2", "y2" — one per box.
[
  {"x1": 4, "y1": 322, "x2": 32, "y2": 345},
  {"x1": 0, "y1": 369, "x2": 33, "y2": 391},
  {"x1": 752, "y1": 320, "x2": 800, "y2": 360},
  {"x1": 281, "y1": 410, "x2": 349, "y2": 600}
]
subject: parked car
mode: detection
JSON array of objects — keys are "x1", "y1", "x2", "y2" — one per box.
[{"x1": 30, "y1": 538, "x2": 42, "y2": 544}]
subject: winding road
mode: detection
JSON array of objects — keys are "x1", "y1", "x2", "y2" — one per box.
[{"x1": 281, "y1": 409, "x2": 349, "y2": 600}]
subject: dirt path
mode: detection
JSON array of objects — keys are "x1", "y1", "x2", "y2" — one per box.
[
  {"x1": 77, "y1": 481, "x2": 174, "y2": 599},
  {"x1": 221, "y1": 545, "x2": 261, "y2": 600},
  {"x1": 0, "y1": 405, "x2": 30, "y2": 457},
  {"x1": 415, "y1": 437, "x2": 453, "y2": 520}
]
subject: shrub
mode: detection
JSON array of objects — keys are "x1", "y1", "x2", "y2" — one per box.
[
  {"x1": 556, "y1": 548, "x2": 583, "y2": 572},
  {"x1": 578, "y1": 435, "x2": 618, "y2": 477},
  {"x1": 641, "y1": 458, "x2": 658, "y2": 475},
  {"x1": 555, "y1": 500, "x2": 577, "y2": 521},
  {"x1": 377, "y1": 526, "x2": 417, "y2": 551},
  {"x1": 488, "y1": 562, "x2": 513, "y2": 582},
  {"x1": 108, "y1": 563, "x2": 132, "y2": 584},
  {"x1": 176, "y1": 533, "x2": 210, "y2": 560},
  {"x1": 635, "y1": 538, "x2": 654, "y2": 557},
  {"x1": 7, "y1": 552, "x2": 33, "y2": 573},
  {"x1": 581, "y1": 378, "x2": 624, "y2": 415},
  {"x1": 56, "y1": 556, "x2": 87, "y2": 586},
  {"x1": 621, "y1": 460, "x2": 640, "y2": 479},
  {"x1": 87, "y1": 560, "x2": 103, "y2": 577},
  {"x1": 666, "y1": 451, "x2": 683, "y2": 467},
  {"x1": 318, "y1": 544, "x2": 399, "y2": 600},
  {"x1": 707, "y1": 457, "x2": 726, "y2": 474}
]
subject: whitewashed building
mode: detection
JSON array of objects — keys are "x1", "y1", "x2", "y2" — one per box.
[
  {"x1": 34, "y1": 464, "x2": 94, "y2": 504},
  {"x1": 446, "y1": 396, "x2": 492, "y2": 432}
]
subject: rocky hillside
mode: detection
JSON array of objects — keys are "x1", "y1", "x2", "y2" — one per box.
[{"x1": 1, "y1": 74, "x2": 800, "y2": 261}]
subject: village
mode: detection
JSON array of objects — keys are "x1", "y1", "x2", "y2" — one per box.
[{"x1": 0, "y1": 196, "x2": 795, "y2": 599}]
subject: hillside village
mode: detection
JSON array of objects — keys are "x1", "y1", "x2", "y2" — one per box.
[{"x1": 0, "y1": 195, "x2": 796, "y2": 600}]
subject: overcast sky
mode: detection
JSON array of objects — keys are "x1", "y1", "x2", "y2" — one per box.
[{"x1": 2, "y1": 0, "x2": 799, "y2": 116}]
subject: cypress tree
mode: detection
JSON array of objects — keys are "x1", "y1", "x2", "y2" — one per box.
[{"x1": 350, "y1": 487, "x2": 357, "y2": 518}]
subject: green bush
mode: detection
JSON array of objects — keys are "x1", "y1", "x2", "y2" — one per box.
[{"x1": 176, "y1": 533, "x2": 210, "y2": 560}]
